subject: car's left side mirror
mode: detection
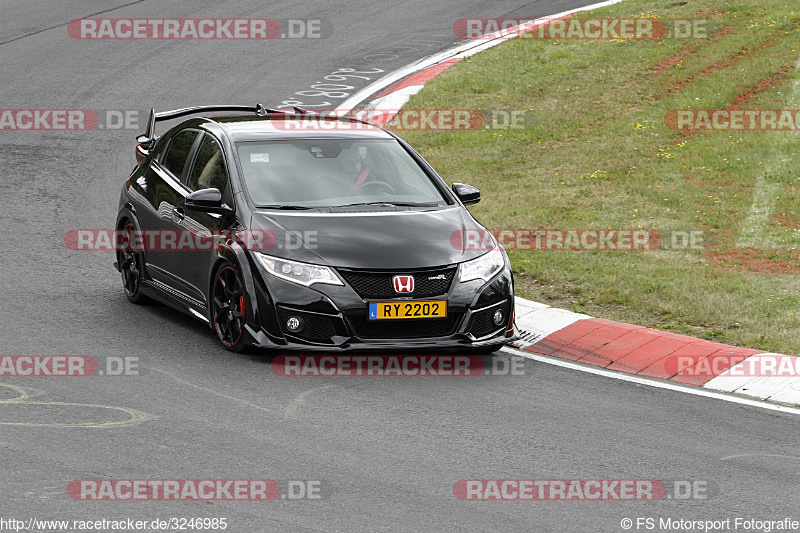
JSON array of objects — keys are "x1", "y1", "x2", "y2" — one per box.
[
  {"x1": 185, "y1": 188, "x2": 234, "y2": 215},
  {"x1": 452, "y1": 183, "x2": 481, "y2": 205}
]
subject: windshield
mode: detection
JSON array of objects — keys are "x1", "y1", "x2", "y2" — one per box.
[{"x1": 236, "y1": 139, "x2": 449, "y2": 208}]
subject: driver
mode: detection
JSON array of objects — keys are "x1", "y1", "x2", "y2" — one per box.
[{"x1": 341, "y1": 148, "x2": 379, "y2": 196}]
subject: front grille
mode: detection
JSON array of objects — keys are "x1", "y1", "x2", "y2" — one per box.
[
  {"x1": 347, "y1": 313, "x2": 462, "y2": 339},
  {"x1": 467, "y1": 301, "x2": 510, "y2": 339},
  {"x1": 338, "y1": 267, "x2": 456, "y2": 299},
  {"x1": 277, "y1": 307, "x2": 337, "y2": 344}
]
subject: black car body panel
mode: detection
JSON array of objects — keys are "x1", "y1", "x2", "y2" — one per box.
[
  {"x1": 248, "y1": 207, "x2": 487, "y2": 268},
  {"x1": 116, "y1": 107, "x2": 518, "y2": 352}
]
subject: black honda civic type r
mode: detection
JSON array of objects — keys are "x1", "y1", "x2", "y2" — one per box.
[{"x1": 115, "y1": 105, "x2": 517, "y2": 352}]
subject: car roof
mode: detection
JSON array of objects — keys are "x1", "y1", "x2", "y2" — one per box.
[{"x1": 201, "y1": 114, "x2": 395, "y2": 142}]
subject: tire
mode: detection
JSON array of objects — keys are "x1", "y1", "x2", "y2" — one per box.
[
  {"x1": 117, "y1": 221, "x2": 149, "y2": 304},
  {"x1": 211, "y1": 263, "x2": 250, "y2": 352}
]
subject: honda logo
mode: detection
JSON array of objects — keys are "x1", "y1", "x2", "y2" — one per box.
[{"x1": 392, "y1": 275, "x2": 414, "y2": 293}]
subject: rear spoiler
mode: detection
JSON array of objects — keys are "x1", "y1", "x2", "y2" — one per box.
[
  {"x1": 136, "y1": 104, "x2": 280, "y2": 145},
  {"x1": 134, "y1": 104, "x2": 383, "y2": 163},
  {"x1": 135, "y1": 104, "x2": 284, "y2": 163}
]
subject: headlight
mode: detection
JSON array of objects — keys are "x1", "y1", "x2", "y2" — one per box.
[
  {"x1": 255, "y1": 253, "x2": 343, "y2": 287},
  {"x1": 459, "y1": 248, "x2": 505, "y2": 283}
]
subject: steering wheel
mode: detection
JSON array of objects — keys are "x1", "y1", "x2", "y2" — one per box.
[{"x1": 350, "y1": 180, "x2": 395, "y2": 196}]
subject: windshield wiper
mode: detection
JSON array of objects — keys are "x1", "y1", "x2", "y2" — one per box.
[
  {"x1": 257, "y1": 205, "x2": 313, "y2": 210},
  {"x1": 331, "y1": 201, "x2": 442, "y2": 208},
  {"x1": 384, "y1": 201, "x2": 443, "y2": 207}
]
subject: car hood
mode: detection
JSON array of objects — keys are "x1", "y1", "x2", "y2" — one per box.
[{"x1": 248, "y1": 206, "x2": 491, "y2": 269}]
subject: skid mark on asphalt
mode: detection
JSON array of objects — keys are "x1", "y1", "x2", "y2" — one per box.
[
  {"x1": 283, "y1": 385, "x2": 338, "y2": 419},
  {"x1": 0, "y1": 383, "x2": 157, "y2": 428},
  {"x1": 149, "y1": 367, "x2": 338, "y2": 420},
  {"x1": 721, "y1": 453, "x2": 800, "y2": 473},
  {"x1": 0, "y1": 0, "x2": 148, "y2": 47},
  {"x1": 0, "y1": 383, "x2": 43, "y2": 401}
]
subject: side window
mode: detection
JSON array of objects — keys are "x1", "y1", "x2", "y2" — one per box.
[
  {"x1": 186, "y1": 135, "x2": 229, "y2": 195},
  {"x1": 162, "y1": 130, "x2": 199, "y2": 179}
]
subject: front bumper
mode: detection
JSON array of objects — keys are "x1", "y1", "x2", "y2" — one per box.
[{"x1": 245, "y1": 257, "x2": 518, "y2": 352}]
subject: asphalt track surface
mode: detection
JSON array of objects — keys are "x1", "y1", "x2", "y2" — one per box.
[{"x1": 1, "y1": 1, "x2": 798, "y2": 532}]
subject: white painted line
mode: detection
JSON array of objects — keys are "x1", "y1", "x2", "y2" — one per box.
[
  {"x1": 703, "y1": 353, "x2": 800, "y2": 400},
  {"x1": 718, "y1": 353, "x2": 800, "y2": 403},
  {"x1": 515, "y1": 305, "x2": 551, "y2": 322},
  {"x1": 516, "y1": 299, "x2": 551, "y2": 315},
  {"x1": 768, "y1": 379, "x2": 800, "y2": 404},
  {"x1": 363, "y1": 85, "x2": 425, "y2": 112},
  {"x1": 501, "y1": 346, "x2": 800, "y2": 415},
  {"x1": 703, "y1": 370, "x2": 760, "y2": 393},
  {"x1": 337, "y1": 0, "x2": 629, "y2": 113},
  {"x1": 514, "y1": 307, "x2": 589, "y2": 345},
  {"x1": 737, "y1": 374, "x2": 797, "y2": 400}
]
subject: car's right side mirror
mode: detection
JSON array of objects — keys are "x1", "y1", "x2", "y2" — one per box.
[{"x1": 452, "y1": 183, "x2": 481, "y2": 205}]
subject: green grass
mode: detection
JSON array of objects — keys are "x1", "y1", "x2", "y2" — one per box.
[{"x1": 393, "y1": 0, "x2": 800, "y2": 354}]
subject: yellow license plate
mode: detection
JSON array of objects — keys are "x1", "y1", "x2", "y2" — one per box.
[{"x1": 368, "y1": 300, "x2": 447, "y2": 320}]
